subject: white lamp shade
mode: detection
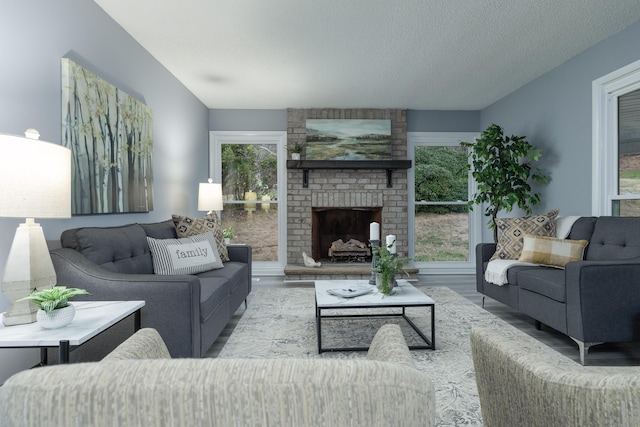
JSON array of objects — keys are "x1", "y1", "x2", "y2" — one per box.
[
  {"x1": 198, "y1": 181, "x2": 223, "y2": 212},
  {"x1": 0, "y1": 133, "x2": 71, "y2": 218}
]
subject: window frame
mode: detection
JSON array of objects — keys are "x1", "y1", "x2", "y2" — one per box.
[
  {"x1": 407, "y1": 132, "x2": 481, "y2": 275},
  {"x1": 209, "y1": 131, "x2": 287, "y2": 275},
  {"x1": 593, "y1": 59, "x2": 640, "y2": 215}
]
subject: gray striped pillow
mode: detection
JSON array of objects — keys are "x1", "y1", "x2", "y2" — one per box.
[{"x1": 146, "y1": 232, "x2": 223, "y2": 275}]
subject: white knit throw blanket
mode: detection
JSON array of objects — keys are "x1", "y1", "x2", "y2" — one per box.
[{"x1": 484, "y1": 259, "x2": 537, "y2": 285}]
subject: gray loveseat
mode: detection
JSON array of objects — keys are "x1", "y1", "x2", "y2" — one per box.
[
  {"x1": 50, "y1": 220, "x2": 252, "y2": 358},
  {"x1": 476, "y1": 216, "x2": 640, "y2": 364}
]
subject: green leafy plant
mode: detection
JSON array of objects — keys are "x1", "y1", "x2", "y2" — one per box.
[
  {"x1": 460, "y1": 124, "x2": 550, "y2": 242},
  {"x1": 285, "y1": 141, "x2": 307, "y2": 153},
  {"x1": 223, "y1": 227, "x2": 234, "y2": 239},
  {"x1": 17, "y1": 286, "x2": 89, "y2": 313},
  {"x1": 374, "y1": 241, "x2": 409, "y2": 296}
]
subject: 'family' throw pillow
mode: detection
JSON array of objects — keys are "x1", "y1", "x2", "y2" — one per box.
[
  {"x1": 171, "y1": 213, "x2": 230, "y2": 262},
  {"x1": 147, "y1": 232, "x2": 223, "y2": 275}
]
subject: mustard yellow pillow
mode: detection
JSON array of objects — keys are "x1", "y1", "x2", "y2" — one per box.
[{"x1": 518, "y1": 234, "x2": 588, "y2": 268}]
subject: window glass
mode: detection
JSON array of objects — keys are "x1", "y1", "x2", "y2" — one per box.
[
  {"x1": 618, "y1": 88, "x2": 640, "y2": 197},
  {"x1": 414, "y1": 146, "x2": 469, "y2": 262},
  {"x1": 221, "y1": 143, "x2": 278, "y2": 261}
]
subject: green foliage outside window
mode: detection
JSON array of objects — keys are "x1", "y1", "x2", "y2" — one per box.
[{"x1": 414, "y1": 146, "x2": 468, "y2": 214}]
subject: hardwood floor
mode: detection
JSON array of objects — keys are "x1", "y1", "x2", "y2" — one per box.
[{"x1": 208, "y1": 276, "x2": 640, "y2": 366}]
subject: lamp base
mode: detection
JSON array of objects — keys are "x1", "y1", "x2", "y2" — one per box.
[{"x1": 1, "y1": 218, "x2": 56, "y2": 326}]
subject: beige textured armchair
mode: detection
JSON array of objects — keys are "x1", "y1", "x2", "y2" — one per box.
[
  {"x1": 471, "y1": 326, "x2": 640, "y2": 427},
  {"x1": 0, "y1": 325, "x2": 435, "y2": 427}
]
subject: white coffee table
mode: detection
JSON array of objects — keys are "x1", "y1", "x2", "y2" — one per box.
[
  {"x1": 315, "y1": 279, "x2": 435, "y2": 353},
  {"x1": 0, "y1": 300, "x2": 145, "y2": 364}
]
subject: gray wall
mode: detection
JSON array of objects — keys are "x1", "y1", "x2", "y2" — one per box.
[
  {"x1": 481, "y1": 20, "x2": 640, "y2": 221},
  {"x1": 209, "y1": 109, "x2": 480, "y2": 132},
  {"x1": 407, "y1": 110, "x2": 480, "y2": 132},
  {"x1": 0, "y1": 0, "x2": 209, "y2": 382}
]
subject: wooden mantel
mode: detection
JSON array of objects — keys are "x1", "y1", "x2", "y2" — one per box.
[{"x1": 286, "y1": 160, "x2": 412, "y2": 188}]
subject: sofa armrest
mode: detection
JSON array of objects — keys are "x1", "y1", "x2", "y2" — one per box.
[
  {"x1": 227, "y1": 244, "x2": 252, "y2": 294},
  {"x1": 227, "y1": 244, "x2": 252, "y2": 264},
  {"x1": 471, "y1": 327, "x2": 640, "y2": 427},
  {"x1": 0, "y1": 358, "x2": 435, "y2": 426},
  {"x1": 366, "y1": 324, "x2": 415, "y2": 369},
  {"x1": 50, "y1": 248, "x2": 201, "y2": 358},
  {"x1": 565, "y1": 259, "x2": 640, "y2": 342},
  {"x1": 103, "y1": 328, "x2": 171, "y2": 360},
  {"x1": 475, "y1": 243, "x2": 496, "y2": 293}
]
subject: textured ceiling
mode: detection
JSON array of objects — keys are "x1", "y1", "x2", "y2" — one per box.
[{"x1": 95, "y1": 0, "x2": 640, "y2": 110}]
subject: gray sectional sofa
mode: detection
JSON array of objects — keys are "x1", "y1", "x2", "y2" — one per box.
[
  {"x1": 476, "y1": 216, "x2": 640, "y2": 364},
  {"x1": 50, "y1": 220, "x2": 252, "y2": 358}
]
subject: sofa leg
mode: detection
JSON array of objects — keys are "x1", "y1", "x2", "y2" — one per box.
[
  {"x1": 244, "y1": 298, "x2": 248, "y2": 309},
  {"x1": 535, "y1": 320, "x2": 542, "y2": 330},
  {"x1": 481, "y1": 296, "x2": 485, "y2": 308},
  {"x1": 571, "y1": 338, "x2": 604, "y2": 366}
]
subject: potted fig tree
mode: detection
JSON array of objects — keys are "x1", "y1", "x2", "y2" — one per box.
[{"x1": 461, "y1": 124, "x2": 550, "y2": 242}]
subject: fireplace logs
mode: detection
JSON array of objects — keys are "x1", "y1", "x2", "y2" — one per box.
[{"x1": 328, "y1": 239, "x2": 371, "y2": 263}]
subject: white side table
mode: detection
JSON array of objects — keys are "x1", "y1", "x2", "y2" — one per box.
[{"x1": 0, "y1": 300, "x2": 144, "y2": 364}]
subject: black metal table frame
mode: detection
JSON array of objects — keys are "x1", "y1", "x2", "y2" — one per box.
[
  {"x1": 35, "y1": 308, "x2": 142, "y2": 365},
  {"x1": 315, "y1": 300, "x2": 435, "y2": 353}
]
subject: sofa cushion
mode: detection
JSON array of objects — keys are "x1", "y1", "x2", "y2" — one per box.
[
  {"x1": 586, "y1": 216, "x2": 640, "y2": 261},
  {"x1": 197, "y1": 261, "x2": 249, "y2": 294},
  {"x1": 198, "y1": 277, "x2": 230, "y2": 322},
  {"x1": 517, "y1": 268, "x2": 567, "y2": 302},
  {"x1": 518, "y1": 234, "x2": 588, "y2": 268},
  {"x1": 491, "y1": 209, "x2": 559, "y2": 260},
  {"x1": 147, "y1": 232, "x2": 224, "y2": 275},
  {"x1": 61, "y1": 224, "x2": 154, "y2": 274},
  {"x1": 172, "y1": 214, "x2": 230, "y2": 262},
  {"x1": 140, "y1": 220, "x2": 178, "y2": 239}
]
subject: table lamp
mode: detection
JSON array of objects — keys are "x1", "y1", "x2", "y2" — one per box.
[
  {"x1": 0, "y1": 130, "x2": 71, "y2": 326},
  {"x1": 198, "y1": 178, "x2": 223, "y2": 215}
]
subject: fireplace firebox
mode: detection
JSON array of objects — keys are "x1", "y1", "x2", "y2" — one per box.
[{"x1": 311, "y1": 207, "x2": 382, "y2": 262}]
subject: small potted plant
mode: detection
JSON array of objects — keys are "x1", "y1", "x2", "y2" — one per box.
[
  {"x1": 285, "y1": 141, "x2": 307, "y2": 160},
  {"x1": 18, "y1": 286, "x2": 89, "y2": 329},
  {"x1": 373, "y1": 241, "x2": 408, "y2": 296},
  {"x1": 223, "y1": 227, "x2": 234, "y2": 244}
]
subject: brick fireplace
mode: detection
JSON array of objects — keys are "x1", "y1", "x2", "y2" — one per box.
[{"x1": 285, "y1": 108, "x2": 412, "y2": 279}]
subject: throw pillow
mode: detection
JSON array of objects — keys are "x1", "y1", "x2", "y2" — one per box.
[
  {"x1": 518, "y1": 234, "x2": 588, "y2": 269},
  {"x1": 171, "y1": 214, "x2": 230, "y2": 262},
  {"x1": 146, "y1": 232, "x2": 223, "y2": 275},
  {"x1": 490, "y1": 209, "x2": 560, "y2": 261}
]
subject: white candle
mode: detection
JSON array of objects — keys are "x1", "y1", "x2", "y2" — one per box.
[
  {"x1": 370, "y1": 222, "x2": 380, "y2": 241},
  {"x1": 386, "y1": 234, "x2": 397, "y2": 254}
]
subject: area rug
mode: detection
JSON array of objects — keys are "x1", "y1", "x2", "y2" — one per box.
[{"x1": 218, "y1": 285, "x2": 518, "y2": 426}]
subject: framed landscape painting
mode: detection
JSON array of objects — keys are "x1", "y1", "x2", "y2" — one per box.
[
  {"x1": 305, "y1": 119, "x2": 392, "y2": 160},
  {"x1": 61, "y1": 58, "x2": 154, "y2": 214}
]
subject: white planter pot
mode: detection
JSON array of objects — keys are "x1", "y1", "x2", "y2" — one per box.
[
  {"x1": 36, "y1": 304, "x2": 75, "y2": 329},
  {"x1": 291, "y1": 153, "x2": 301, "y2": 160},
  {"x1": 224, "y1": 238, "x2": 231, "y2": 245}
]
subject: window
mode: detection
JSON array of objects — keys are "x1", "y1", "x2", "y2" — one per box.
[
  {"x1": 408, "y1": 132, "x2": 481, "y2": 274},
  {"x1": 593, "y1": 59, "x2": 640, "y2": 215},
  {"x1": 210, "y1": 132, "x2": 287, "y2": 273}
]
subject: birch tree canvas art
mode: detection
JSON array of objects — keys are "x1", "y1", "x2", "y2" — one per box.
[{"x1": 61, "y1": 58, "x2": 154, "y2": 214}]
